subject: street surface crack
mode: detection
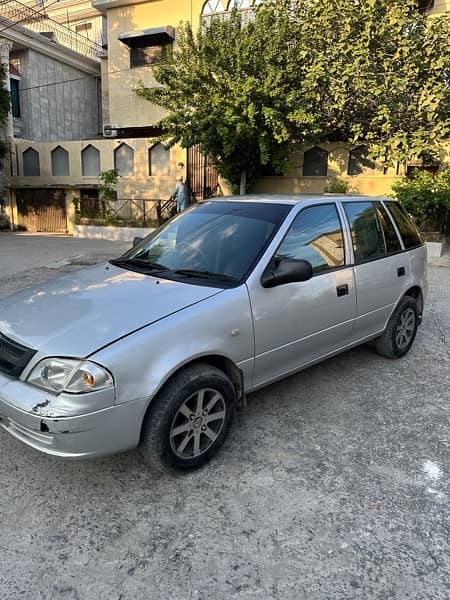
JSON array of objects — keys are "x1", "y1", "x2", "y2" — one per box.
[{"x1": 429, "y1": 304, "x2": 450, "y2": 358}]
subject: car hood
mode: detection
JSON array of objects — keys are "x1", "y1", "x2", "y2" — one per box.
[{"x1": 0, "y1": 264, "x2": 222, "y2": 357}]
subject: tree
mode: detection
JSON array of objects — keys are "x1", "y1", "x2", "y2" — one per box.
[
  {"x1": 137, "y1": 5, "x2": 296, "y2": 193},
  {"x1": 137, "y1": 0, "x2": 450, "y2": 192},
  {"x1": 99, "y1": 168, "x2": 119, "y2": 201},
  {"x1": 287, "y1": 0, "x2": 450, "y2": 165},
  {"x1": 99, "y1": 168, "x2": 119, "y2": 218}
]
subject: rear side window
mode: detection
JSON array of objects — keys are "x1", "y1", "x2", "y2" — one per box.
[
  {"x1": 343, "y1": 202, "x2": 385, "y2": 262},
  {"x1": 384, "y1": 201, "x2": 424, "y2": 249},
  {"x1": 375, "y1": 202, "x2": 402, "y2": 254},
  {"x1": 276, "y1": 204, "x2": 345, "y2": 274}
]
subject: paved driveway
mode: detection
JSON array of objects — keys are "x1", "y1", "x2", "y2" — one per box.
[{"x1": 0, "y1": 233, "x2": 449, "y2": 600}]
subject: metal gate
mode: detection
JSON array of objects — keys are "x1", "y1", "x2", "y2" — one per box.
[
  {"x1": 186, "y1": 146, "x2": 219, "y2": 200},
  {"x1": 16, "y1": 189, "x2": 67, "y2": 233}
]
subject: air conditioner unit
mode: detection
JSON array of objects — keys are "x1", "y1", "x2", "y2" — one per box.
[{"x1": 103, "y1": 125, "x2": 119, "y2": 138}]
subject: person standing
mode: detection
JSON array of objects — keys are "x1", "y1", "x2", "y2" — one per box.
[{"x1": 171, "y1": 175, "x2": 190, "y2": 213}]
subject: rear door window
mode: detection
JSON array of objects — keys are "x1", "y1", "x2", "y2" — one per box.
[
  {"x1": 343, "y1": 202, "x2": 386, "y2": 263},
  {"x1": 375, "y1": 202, "x2": 402, "y2": 254},
  {"x1": 384, "y1": 201, "x2": 424, "y2": 249},
  {"x1": 276, "y1": 204, "x2": 345, "y2": 274}
]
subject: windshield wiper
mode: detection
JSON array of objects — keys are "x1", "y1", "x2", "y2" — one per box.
[
  {"x1": 172, "y1": 269, "x2": 238, "y2": 282},
  {"x1": 110, "y1": 258, "x2": 168, "y2": 271}
]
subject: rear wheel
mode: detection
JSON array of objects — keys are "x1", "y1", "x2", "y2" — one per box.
[
  {"x1": 374, "y1": 296, "x2": 419, "y2": 359},
  {"x1": 140, "y1": 363, "x2": 236, "y2": 472}
]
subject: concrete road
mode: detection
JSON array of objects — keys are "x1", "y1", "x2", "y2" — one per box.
[
  {"x1": 0, "y1": 233, "x2": 449, "y2": 600},
  {"x1": 0, "y1": 232, "x2": 130, "y2": 299}
]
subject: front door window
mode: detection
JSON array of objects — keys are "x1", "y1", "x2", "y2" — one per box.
[{"x1": 276, "y1": 203, "x2": 345, "y2": 273}]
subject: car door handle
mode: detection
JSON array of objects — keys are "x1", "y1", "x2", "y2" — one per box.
[
  {"x1": 336, "y1": 284, "x2": 349, "y2": 297},
  {"x1": 397, "y1": 266, "x2": 406, "y2": 277}
]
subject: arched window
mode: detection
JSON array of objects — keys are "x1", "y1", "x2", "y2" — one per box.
[
  {"x1": 51, "y1": 146, "x2": 69, "y2": 176},
  {"x1": 148, "y1": 143, "x2": 170, "y2": 177},
  {"x1": 81, "y1": 145, "x2": 100, "y2": 176},
  {"x1": 347, "y1": 145, "x2": 376, "y2": 176},
  {"x1": 114, "y1": 143, "x2": 134, "y2": 176},
  {"x1": 202, "y1": 0, "x2": 226, "y2": 14},
  {"x1": 302, "y1": 147, "x2": 328, "y2": 177},
  {"x1": 23, "y1": 148, "x2": 40, "y2": 176}
]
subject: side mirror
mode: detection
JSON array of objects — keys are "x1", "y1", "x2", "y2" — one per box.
[
  {"x1": 261, "y1": 258, "x2": 313, "y2": 288},
  {"x1": 132, "y1": 236, "x2": 143, "y2": 247}
]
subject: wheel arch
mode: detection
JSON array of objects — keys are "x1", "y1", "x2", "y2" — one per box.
[
  {"x1": 403, "y1": 285, "x2": 424, "y2": 318},
  {"x1": 139, "y1": 353, "x2": 243, "y2": 437}
]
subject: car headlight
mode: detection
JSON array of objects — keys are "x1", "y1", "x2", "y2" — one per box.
[{"x1": 27, "y1": 358, "x2": 114, "y2": 394}]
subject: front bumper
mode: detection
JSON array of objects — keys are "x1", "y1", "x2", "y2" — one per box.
[{"x1": 0, "y1": 373, "x2": 148, "y2": 458}]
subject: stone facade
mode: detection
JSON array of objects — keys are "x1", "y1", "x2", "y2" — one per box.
[{"x1": 10, "y1": 48, "x2": 100, "y2": 142}]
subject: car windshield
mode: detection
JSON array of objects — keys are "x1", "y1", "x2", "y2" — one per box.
[{"x1": 112, "y1": 201, "x2": 291, "y2": 286}]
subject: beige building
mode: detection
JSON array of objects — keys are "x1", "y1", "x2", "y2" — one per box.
[
  {"x1": 2, "y1": 0, "x2": 449, "y2": 233},
  {"x1": 428, "y1": 0, "x2": 450, "y2": 15}
]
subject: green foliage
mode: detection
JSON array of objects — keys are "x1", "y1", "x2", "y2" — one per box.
[
  {"x1": 99, "y1": 169, "x2": 119, "y2": 200},
  {"x1": 0, "y1": 63, "x2": 10, "y2": 160},
  {"x1": 137, "y1": 0, "x2": 450, "y2": 190},
  {"x1": 72, "y1": 197, "x2": 80, "y2": 220},
  {"x1": 0, "y1": 139, "x2": 8, "y2": 161},
  {"x1": 328, "y1": 178, "x2": 350, "y2": 194},
  {"x1": 290, "y1": 0, "x2": 450, "y2": 166},
  {"x1": 391, "y1": 169, "x2": 450, "y2": 233},
  {"x1": 137, "y1": 4, "x2": 296, "y2": 190},
  {"x1": 0, "y1": 64, "x2": 10, "y2": 131}
]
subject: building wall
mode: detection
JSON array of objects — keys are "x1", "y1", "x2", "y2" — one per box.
[
  {"x1": 101, "y1": 0, "x2": 204, "y2": 128},
  {"x1": 253, "y1": 144, "x2": 400, "y2": 197},
  {"x1": 12, "y1": 138, "x2": 450, "y2": 202},
  {"x1": 10, "y1": 48, "x2": 100, "y2": 142},
  {"x1": 429, "y1": 0, "x2": 450, "y2": 15},
  {"x1": 5, "y1": 138, "x2": 450, "y2": 233},
  {"x1": 8, "y1": 137, "x2": 185, "y2": 197},
  {"x1": 100, "y1": 0, "x2": 449, "y2": 130}
]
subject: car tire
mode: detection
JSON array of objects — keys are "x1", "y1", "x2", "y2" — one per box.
[
  {"x1": 374, "y1": 296, "x2": 419, "y2": 359},
  {"x1": 140, "y1": 363, "x2": 237, "y2": 473}
]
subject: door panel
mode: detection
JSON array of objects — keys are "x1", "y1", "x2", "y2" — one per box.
[
  {"x1": 250, "y1": 268, "x2": 356, "y2": 387},
  {"x1": 352, "y1": 256, "x2": 411, "y2": 339},
  {"x1": 247, "y1": 203, "x2": 356, "y2": 387},
  {"x1": 342, "y1": 200, "x2": 410, "y2": 339}
]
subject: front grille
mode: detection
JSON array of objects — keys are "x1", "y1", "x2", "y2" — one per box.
[{"x1": 0, "y1": 332, "x2": 37, "y2": 378}]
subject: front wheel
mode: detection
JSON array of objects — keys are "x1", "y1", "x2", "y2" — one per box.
[
  {"x1": 140, "y1": 363, "x2": 236, "y2": 472},
  {"x1": 374, "y1": 296, "x2": 419, "y2": 359}
]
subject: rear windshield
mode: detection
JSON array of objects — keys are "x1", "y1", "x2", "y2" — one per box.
[{"x1": 384, "y1": 201, "x2": 424, "y2": 249}]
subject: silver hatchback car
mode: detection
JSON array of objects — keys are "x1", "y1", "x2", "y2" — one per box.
[{"x1": 0, "y1": 195, "x2": 426, "y2": 471}]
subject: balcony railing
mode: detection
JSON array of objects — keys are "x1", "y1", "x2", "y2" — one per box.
[
  {"x1": 0, "y1": 0, "x2": 103, "y2": 59},
  {"x1": 201, "y1": 7, "x2": 257, "y2": 27}
]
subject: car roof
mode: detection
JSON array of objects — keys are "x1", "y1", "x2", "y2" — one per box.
[{"x1": 212, "y1": 194, "x2": 394, "y2": 206}]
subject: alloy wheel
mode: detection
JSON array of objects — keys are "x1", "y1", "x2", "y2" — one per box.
[
  {"x1": 169, "y1": 388, "x2": 226, "y2": 459},
  {"x1": 395, "y1": 307, "x2": 416, "y2": 350}
]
